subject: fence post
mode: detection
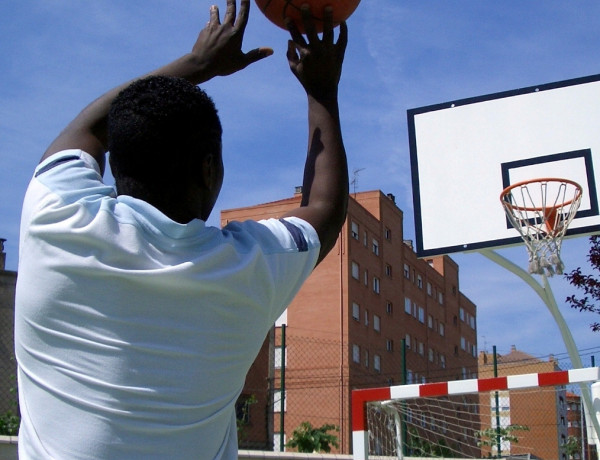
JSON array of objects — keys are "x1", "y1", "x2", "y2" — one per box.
[
  {"x1": 493, "y1": 345, "x2": 501, "y2": 458},
  {"x1": 279, "y1": 324, "x2": 286, "y2": 452}
]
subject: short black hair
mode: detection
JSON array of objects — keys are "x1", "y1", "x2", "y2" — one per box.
[{"x1": 108, "y1": 75, "x2": 222, "y2": 196}]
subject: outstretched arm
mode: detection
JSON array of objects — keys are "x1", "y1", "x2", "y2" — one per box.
[
  {"x1": 282, "y1": 7, "x2": 349, "y2": 265},
  {"x1": 42, "y1": 0, "x2": 272, "y2": 173}
]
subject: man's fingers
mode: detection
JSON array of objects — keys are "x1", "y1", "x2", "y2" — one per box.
[
  {"x1": 209, "y1": 4, "x2": 221, "y2": 26},
  {"x1": 337, "y1": 21, "x2": 348, "y2": 51},
  {"x1": 322, "y1": 7, "x2": 334, "y2": 44},
  {"x1": 245, "y1": 47, "x2": 274, "y2": 66},
  {"x1": 300, "y1": 5, "x2": 318, "y2": 43},
  {"x1": 235, "y1": 0, "x2": 250, "y2": 31},
  {"x1": 286, "y1": 17, "x2": 306, "y2": 47},
  {"x1": 223, "y1": 0, "x2": 236, "y2": 25}
]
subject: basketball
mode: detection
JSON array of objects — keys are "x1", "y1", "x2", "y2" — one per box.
[{"x1": 254, "y1": 0, "x2": 361, "y2": 33}]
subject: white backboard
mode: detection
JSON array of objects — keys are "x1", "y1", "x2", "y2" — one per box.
[{"x1": 408, "y1": 74, "x2": 600, "y2": 258}]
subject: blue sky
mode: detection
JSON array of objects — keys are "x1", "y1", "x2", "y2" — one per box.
[{"x1": 2, "y1": 1, "x2": 600, "y2": 365}]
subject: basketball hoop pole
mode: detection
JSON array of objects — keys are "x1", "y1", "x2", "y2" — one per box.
[{"x1": 479, "y1": 248, "x2": 600, "y2": 446}]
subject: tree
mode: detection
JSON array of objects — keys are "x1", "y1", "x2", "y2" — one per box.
[
  {"x1": 565, "y1": 235, "x2": 600, "y2": 332},
  {"x1": 563, "y1": 435, "x2": 580, "y2": 459},
  {"x1": 476, "y1": 424, "x2": 530, "y2": 457},
  {"x1": 285, "y1": 421, "x2": 339, "y2": 453}
]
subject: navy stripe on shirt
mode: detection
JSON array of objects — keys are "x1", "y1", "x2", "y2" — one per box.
[
  {"x1": 35, "y1": 155, "x2": 80, "y2": 177},
  {"x1": 278, "y1": 219, "x2": 308, "y2": 252}
]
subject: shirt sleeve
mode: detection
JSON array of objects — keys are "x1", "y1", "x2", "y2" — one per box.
[
  {"x1": 32, "y1": 149, "x2": 115, "y2": 204},
  {"x1": 221, "y1": 216, "x2": 320, "y2": 323}
]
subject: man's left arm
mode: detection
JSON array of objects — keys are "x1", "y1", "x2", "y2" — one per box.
[{"x1": 42, "y1": 0, "x2": 272, "y2": 174}]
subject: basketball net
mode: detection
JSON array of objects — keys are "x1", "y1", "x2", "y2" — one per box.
[{"x1": 500, "y1": 178, "x2": 583, "y2": 276}]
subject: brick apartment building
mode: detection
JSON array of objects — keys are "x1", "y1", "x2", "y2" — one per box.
[
  {"x1": 222, "y1": 190, "x2": 479, "y2": 454},
  {"x1": 478, "y1": 346, "x2": 571, "y2": 459},
  {"x1": 566, "y1": 392, "x2": 597, "y2": 460}
]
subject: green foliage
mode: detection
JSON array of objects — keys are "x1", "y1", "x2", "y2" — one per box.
[
  {"x1": 563, "y1": 435, "x2": 580, "y2": 459},
  {"x1": 405, "y1": 427, "x2": 460, "y2": 457},
  {"x1": 476, "y1": 424, "x2": 530, "y2": 448},
  {"x1": 0, "y1": 361, "x2": 20, "y2": 436},
  {"x1": 0, "y1": 411, "x2": 20, "y2": 436},
  {"x1": 236, "y1": 394, "x2": 257, "y2": 443},
  {"x1": 285, "y1": 421, "x2": 339, "y2": 453}
]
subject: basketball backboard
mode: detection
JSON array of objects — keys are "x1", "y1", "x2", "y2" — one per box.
[{"x1": 408, "y1": 73, "x2": 600, "y2": 258}]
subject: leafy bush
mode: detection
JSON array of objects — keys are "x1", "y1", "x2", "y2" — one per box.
[{"x1": 286, "y1": 421, "x2": 339, "y2": 453}]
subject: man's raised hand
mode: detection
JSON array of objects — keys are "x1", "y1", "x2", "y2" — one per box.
[{"x1": 191, "y1": 0, "x2": 273, "y2": 80}]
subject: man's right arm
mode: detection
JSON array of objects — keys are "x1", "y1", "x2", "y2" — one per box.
[{"x1": 281, "y1": 8, "x2": 349, "y2": 265}]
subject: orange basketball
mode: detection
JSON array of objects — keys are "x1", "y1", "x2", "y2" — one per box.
[{"x1": 254, "y1": 0, "x2": 361, "y2": 33}]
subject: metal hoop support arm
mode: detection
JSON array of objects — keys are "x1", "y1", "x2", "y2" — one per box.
[{"x1": 479, "y1": 248, "x2": 600, "y2": 444}]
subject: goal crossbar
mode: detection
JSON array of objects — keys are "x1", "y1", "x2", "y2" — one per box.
[{"x1": 351, "y1": 366, "x2": 600, "y2": 459}]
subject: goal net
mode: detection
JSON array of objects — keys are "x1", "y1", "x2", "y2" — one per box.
[{"x1": 352, "y1": 367, "x2": 600, "y2": 459}]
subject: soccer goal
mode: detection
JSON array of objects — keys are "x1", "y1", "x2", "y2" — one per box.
[{"x1": 352, "y1": 367, "x2": 600, "y2": 459}]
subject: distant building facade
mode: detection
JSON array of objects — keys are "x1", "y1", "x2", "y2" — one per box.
[
  {"x1": 478, "y1": 346, "x2": 571, "y2": 459},
  {"x1": 222, "y1": 190, "x2": 479, "y2": 454}
]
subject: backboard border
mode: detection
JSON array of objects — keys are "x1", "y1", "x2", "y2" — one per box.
[{"x1": 408, "y1": 73, "x2": 600, "y2": 258}]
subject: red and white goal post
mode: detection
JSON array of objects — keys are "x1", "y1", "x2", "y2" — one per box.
[{"x1": 352, "y1": 367, "x2": 600, "y2": 459}]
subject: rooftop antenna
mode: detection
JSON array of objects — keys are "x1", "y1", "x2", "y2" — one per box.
[{"x1": 351, "y1": 168, "x2": 365, "y2": 195}]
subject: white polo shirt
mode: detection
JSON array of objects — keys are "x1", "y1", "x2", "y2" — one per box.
[{"x1": 15, "y1": 150, "x2": 320, "y2": 459}]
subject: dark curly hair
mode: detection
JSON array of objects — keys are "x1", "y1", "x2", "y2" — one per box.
[{"x1": 108, "y1": 75, "x2": 222, "y2": 198}]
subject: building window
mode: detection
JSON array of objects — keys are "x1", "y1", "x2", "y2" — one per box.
[
  {"x1": 427, "y1": 282, "x2": 432, "y2": 295},
  {"x1": 352, "y1": 261, "x2": 359, "y2": 279},
  {"x1": 275, "y1": 309, "x2": 287, "y2": 328},
  {"x1": 407, "y1": 370, "x2": 413, "y2": 384},
  {"x1": 438, "y1": 292, "x2": 444, "y2": 304},
  {"x1": 384, "y1": 227, "x2": 391, "y2": 240},
  {"x1": 363, "y1": 231, "x2": 368, "y2": 247},
  {"x1": 427, "y1": 314, "x2": 433, "y2": 329},
  {"x1": 439, "y1": 323, "x2": 445, "y2": 336},
  {"x1": 417, "y1": 275, "x2": 423, "y2": 289},
  {"x1": 351, "y1": 221, "x2": 359, "y2": 239},
  {"x1": 404, "y1": 297, "x2": 411, "y2": 314},
  {"x1": 364, "y1": 269, "x2": 369, "y2": 286},
  {"x1": 372, "y1": 238, "x2": 379, "y2": 256},
  {"x1": 274, "y1": 390, "x2": 287, "y2": 412},
  {"x1": 352, "y1": 344, "x2": 360, "y2": 363},
  {"x1": 364, "y1": 349, "x2": 369, "y2": 367},
  {"x1": 461, "y1": 336, "x2": 466, "y2": 351},
  {"x1": 418, "y1": 342, "x2": 424, "y2": 356},
  {"x1": 273, "y1": 434, "x2": 286, "y2": 452},
  {"x1": 459, "y1": 307, "x2": 465, "y2": 321},
  {"x1": 469, "y1": 315, "x2": 475, "y2": 329},
  {"x1": 404, "y1": 263, "x2": 410, "y2": 279},
  {"x1": 428, "y1": 348, "x2": 434, "y2": 362},
  {"x1": 386, "y1": 301, "x2": 393, "y2": 315},
  {"x1": 440, "y1": 354, "x2": 446, "y2": 368},
  {"x1": 385, "y1": 263, "x2": 392, "y2": 277},
  {"x1": 374, "y1": 354, "x2": 381, "y2": 373},
  {"x1": 274, "y1": 347, "x2": 287, "y2": 369},
  {"x1": 364, "y1": 310, "x2": 369, "y2": 326},
  {"x1": 373, "y1": 315, "x2": 381, "y2": 332},
  {"x1": 373, "y1": 277, "x2": 380, "y2": 294},
  {"x1": 352, "y1": 302, "x2": 360, "y2": 321},
  {"x1": 418, "y1": 306, "x2": 425, "y2": 323},
  {"x1": 386, "y1": 339, "x2": 394, "y2": 352},
  {"x1": 405, "y1": 334, "x2": 411, "y2": 349}
]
